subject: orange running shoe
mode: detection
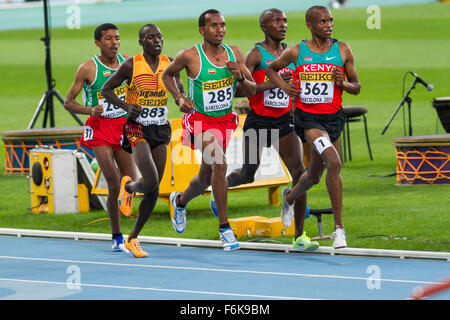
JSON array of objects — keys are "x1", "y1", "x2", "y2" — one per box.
[
  {"x1": 118, "y1": 176, "x2": 134, "y2": 216},
  {"x1": 125, "y1": 237, "x2": 148, "y2": 258}
]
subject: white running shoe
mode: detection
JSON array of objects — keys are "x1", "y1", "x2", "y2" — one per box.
[
  {"x1": 219, "y1": 227, "x2": 240, "y2": 251},
  {"x1": 281, "y1": 187, "x2": 294, "y2": 227},
  {"x1": 332, "y1": 225, "x2": 347, "y2": 249},
  {"x1": 170, "y1": 191, "x2": 186, "y2": 233},
  {"x1": 111, "y1": 234, "x2": 129, "y2": 253}
]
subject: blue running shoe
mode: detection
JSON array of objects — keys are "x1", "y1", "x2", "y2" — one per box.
[
  {"x1": 111, "y1": 234, "x2": 129, "y2": 253},
  {"x1": 210, "y1": 192, "x2": 218, "y2": 217},
  {"x1": 219, "y1": 227, "x2": 240, "y2": 251},
  {"x1": 170, "y1": 191, "x2": 186, "y2": 233}
]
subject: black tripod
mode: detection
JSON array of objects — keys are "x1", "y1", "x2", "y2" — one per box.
[
  {"x1": 28, "y1": 0, "x2": 83, "y2": 129},
  {"x1": 381, "y1": 74, "x2": 420, "y2": 137}
]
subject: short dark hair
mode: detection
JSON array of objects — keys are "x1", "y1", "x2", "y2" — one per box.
[
  {"x1": 305, "y1": 6, "x2": 328, "y2": 24},
  {"x1": 94, "y1": 23, "x2": 118, "y2": 41},
  {"x1": 259, "y1": 8, "x2": 283, "y2": 27},
  {"x1": 198, "y1": 9, "x2": 221, "y2": 28},
  {"x1": 139, "y1": 23, "x2": 158, "y2": 40}
]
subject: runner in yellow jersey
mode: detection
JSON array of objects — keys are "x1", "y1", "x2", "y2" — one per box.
[
  {"x1": 162, "y1": 9, "x2": 256, "y2": 251},
  {"x1": 102, "y1": 23, "x2": 185, "y2": 258},
  {"x1": 64, "y1": 23, "x2": 137, "y2": 253}
]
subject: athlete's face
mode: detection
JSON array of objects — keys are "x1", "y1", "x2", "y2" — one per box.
[
  {"x1": 263, "y1": 11, "x2": 287, "y2": 41},
  {"x1": 200, "y1": 13, "x2": 226, "y2": 45},
  {"x1": 308, "y1": 9, "x2": 333, "y2": 39},
  {"x1": 96, "y1": 29, "x2": 120, "y2": 58},
  {"x1": 140, "y1": 26, "x2": 163, "y2": 56}
]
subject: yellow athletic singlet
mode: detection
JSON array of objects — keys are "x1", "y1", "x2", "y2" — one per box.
[{"x1": 126, "y1": 53, "x2": 170, "y2": 126}]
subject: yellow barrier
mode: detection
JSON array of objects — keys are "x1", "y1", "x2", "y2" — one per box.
[
  {"x1": 254, "y1": 217, "x2": 295, "y2": 238},
  {"x1": 229, "y1": 216, "x2": 268, "y2": 238}
]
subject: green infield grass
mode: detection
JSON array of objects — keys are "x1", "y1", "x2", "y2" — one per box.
[{"x1": 0, "y1": 3, "x2": 449, "y2": 252}]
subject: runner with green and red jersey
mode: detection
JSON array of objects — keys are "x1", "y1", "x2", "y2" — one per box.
[
  {"x1": 247, "y1": 42, "x2": 294, "y2": 117},
  {"x1": 266, "y1": 6, "x2": 361, "y2": 249},
  {"x1": 227, "y1": 9, "x2": 316, "y2": 252}
]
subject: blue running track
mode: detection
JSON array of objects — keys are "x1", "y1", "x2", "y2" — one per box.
[{"x1": 0, "y1": 235, "x2": 449, "y2": 301}]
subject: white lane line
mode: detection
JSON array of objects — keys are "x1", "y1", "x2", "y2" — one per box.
[
  {"x1": 0, "y1": 255, "x2": 439, "y2": 285},
  {"x1": 0, "y1": 278, "x2": 315, "y2": 300}
]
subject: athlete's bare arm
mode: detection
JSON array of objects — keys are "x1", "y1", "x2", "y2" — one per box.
[
  {"x1": 162, "y1": 48, "x2": 197, "y2": 113},
  {"x1": 266, "y1": 44, "x2": 301, "y2": 101},
  {"x1": 101, "y1": 59, "x2": 142, "y2": 120},
  {"x1": 64, "y1": 60, "x2": 103, "y2": 117},
  {"x1": 227, "y1": 45, "x2": 256, "y2": 98},
  {"x1": 168, "y1": 56, "x2": 187, "y2": 98},
  {"x1": 331, "y1": 42, "x2": 361, "y2": 95}
]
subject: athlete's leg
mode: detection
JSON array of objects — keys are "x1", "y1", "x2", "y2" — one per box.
[
  {"x1": 114, "y1": 149, "x2": 138, "y2": 182},
  {"x1": 287, "y1": 128, "x2": 343, "y2": 228},
  {"x1": 93, "y1": 145, "x2": 122, "y2": 235},
  {"x1": 329, "y1": 136, "x2": 343, "y2": 228},
  {"x1": 227, "y1": 129, "x2": 262, "y2": 187},
  {"x1": 285, "y1": 128, "x2": 328, "y2": 204},
  {"x1": 278, "y1": 131, "x2": 308, "y2": 239},
  {"x1": 179, "y1": 131, "x2": 229, "y2": 225},
  {"x1": 126, "y1": 142, "x2": 161, "y2": 240}
]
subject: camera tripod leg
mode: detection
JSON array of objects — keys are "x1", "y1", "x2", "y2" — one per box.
[{"x1": 28, "y1": 91, "x2": 49, "y2": 129}]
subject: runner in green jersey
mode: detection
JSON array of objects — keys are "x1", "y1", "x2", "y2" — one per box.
[
  {"x1": 82, "y1": 53, "x2": 127, "y2": 118},
  {"x1": 163, "y1": 9, "x2": 256, "y2": 251},
  {"x1": 65, "y1": 23, "x2": 137, "y2": 253},
  {"x1": 187, "y1": 43, "x2": 237, "y2": 118}
]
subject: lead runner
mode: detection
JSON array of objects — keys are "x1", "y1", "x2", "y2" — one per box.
[{"x1": 266, "y1": 5, "x2": 361, "y2": 249}]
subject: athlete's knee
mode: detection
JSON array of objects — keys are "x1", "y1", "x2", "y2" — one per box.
[
  {"x1": 325, "y1": 156, "x2": 342, "y2": 173},
  {"x1": 140, "y1": 176, "x2": 159, "y2": 195},
  {"x1": 290, "y1": 165, "x2": 306, "y2": 183},
  {"x1": 142, "y1": 183, "x2": 159, "y2": 196},
  {"x1": 211, "y1": 162, "x2": 227, "y2": 176},
  {"x1": 305, "y1": 169, "x2": 322, "y2": 185}
]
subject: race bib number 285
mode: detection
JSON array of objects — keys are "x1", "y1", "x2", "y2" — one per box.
[
  {"x1": 202, "y1": 77, "x2": 234, "y2": 112},
  {"x1": 99, "y1": 95, "x2": 127, "y2": 118}
]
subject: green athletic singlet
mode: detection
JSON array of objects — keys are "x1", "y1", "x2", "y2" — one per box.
[
  {"x1": 82, "y1": 54, "x2": 127, "y2": 118},
  {"x1": 188, "y1": 44, "x2": 237, "y2": 117}
]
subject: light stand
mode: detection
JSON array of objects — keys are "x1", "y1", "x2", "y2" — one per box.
[
  {"x1": 28, "y1": 0, "x2": 83, "y2": 129},
  {"x1": 381, "y1": 76, "x2": 419, "y2": 136}
]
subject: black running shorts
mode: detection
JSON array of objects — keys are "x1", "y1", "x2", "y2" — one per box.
[
  {"x1": 122, "y1": 119, "x2": 171, "y2": 153},
  {"x1": 294, "y1": 108, "x2": 345, "y2": 143},
  {"x1": 242, "y1": 109, "x2": 295, "y2": 148}
]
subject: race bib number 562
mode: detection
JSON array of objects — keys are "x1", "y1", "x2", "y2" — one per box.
[{"x1": 300, "y1": 81, "x2": 334, "y2": 104}]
